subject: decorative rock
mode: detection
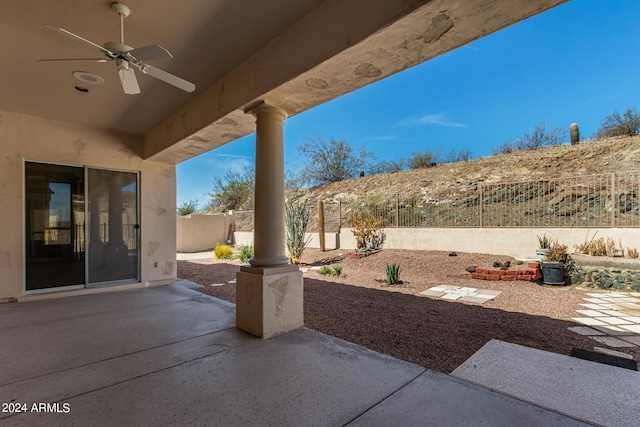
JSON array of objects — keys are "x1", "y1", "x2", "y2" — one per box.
[
  {"x1": 449, "y1": 252, "x2": 457, "y2": 257},
  {"x1": 466, "y1": 266, "x2": 477, "y2": 273}
]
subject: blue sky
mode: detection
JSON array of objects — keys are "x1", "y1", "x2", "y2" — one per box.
[{"x1": 177, "y1": 0, "x2": 640, "y2": 207}]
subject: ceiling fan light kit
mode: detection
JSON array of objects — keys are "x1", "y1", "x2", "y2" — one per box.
[{"x1": 41, "y1": 2, "x2": 195, "y2": 95}]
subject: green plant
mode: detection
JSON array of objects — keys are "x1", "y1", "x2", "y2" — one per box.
[
  {"x1": 385, "y1": 263, "x2": 401, "y2": 285},
  {"x1": 177, "y1": 199, "x2": 199, "y2": 216},
  {"x1": 570, "y1": 123, "x2": 580, "y2": 145},
  {"x1": 214, "y1": 244, "x2": 233, "y2": 259},
  {"x1": 297, "y1": 136, "x2": 373, "y2": 186},
  {"x1": 206, "y1": 167, "x2": 255, "y2": 212},
  {"x1": 537, "y1": 234, "x2": 552, "y2": 249},
  {"x1": 594, "y1": 107, "x2": 640, "y2": 139},
  {"x1": 545, "y1": 241, "x2": 568, "y2": 263},
  {"x1": 233, "y1": 245, "x2": 254, "y2": 263},
  {"x1": 285, "y1": 195, "x2": 311, "y2": 264},
  {"x1": 319, "y1": 266, "x2": 333, "y2": 275},
  {"x1": 408, "y1": 149, "x2": 439, "y2": 169},
  {"x1": 318, "y1": 265, "x2": 343, "y2": 276}
]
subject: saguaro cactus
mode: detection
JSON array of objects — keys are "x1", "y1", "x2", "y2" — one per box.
[{"x1": 570, "y1": 123, "x2": 580, "y2": 145}]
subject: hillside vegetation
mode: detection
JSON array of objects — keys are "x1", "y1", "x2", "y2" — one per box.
[{"x1": 302, "y1": 136, "x2": 640, "y2": 202}]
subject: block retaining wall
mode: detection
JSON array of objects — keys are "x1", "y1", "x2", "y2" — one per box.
[{"x1": 471, "y1": 263, "x2": 542, "y2": 282}]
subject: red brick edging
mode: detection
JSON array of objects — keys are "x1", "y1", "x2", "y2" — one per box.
[{"x1": 471, "y1": 263, "x2": 541, "y2": 282}]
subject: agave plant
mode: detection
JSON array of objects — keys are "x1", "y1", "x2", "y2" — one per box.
[{"x1": 385, "y1": 263, "x2": 401, "y2": 285}]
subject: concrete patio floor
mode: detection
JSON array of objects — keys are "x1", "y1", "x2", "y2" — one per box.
[{"x1": 0, "y1": 282, "x2": 601, "y2": 426}]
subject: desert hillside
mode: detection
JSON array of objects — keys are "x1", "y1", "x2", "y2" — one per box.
[{"x1": 302, "y1": 136, "x2": 640, "y2": 202}]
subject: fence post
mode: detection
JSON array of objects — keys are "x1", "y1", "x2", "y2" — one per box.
[
  {"x1": 395, "y1": 193, "x2": 399, "y2": 227},
  {"x1": 338, "y1": 199, "x2": 342, "y2": 231},
  {"x1": 611, "y1": 173, "x2": 616, "y2": 227},
  {"x1": 318, "y1": 199, "x2": 325, "y2": 251},
  {"x1": 478, "y1": 183, "x2": 483, "y2": 228}
]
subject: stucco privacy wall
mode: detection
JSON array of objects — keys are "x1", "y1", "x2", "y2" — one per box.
[
  {"x1": 0, "y1": 110, "x2": 176, "y2": 299},
  {"x1": 235, "y1": 228, "x2": 640, "y2": 260},
  {"x1": 176, "y1": 213, "x2": 234, "y2": 252},
  {"x1": 339, "y1": 228, "x2": 640, "y2": 259}
]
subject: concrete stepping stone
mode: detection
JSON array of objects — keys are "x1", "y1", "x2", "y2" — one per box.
[
  {"x1": 567, "y1": 326, "x2": 606, "y2": 336},
  {"x1": 572, "y1": 317, "x2": 607, "y2": 326},
  {"x1": 590, "y1": 336, "x2": 637, "y2": 347}
]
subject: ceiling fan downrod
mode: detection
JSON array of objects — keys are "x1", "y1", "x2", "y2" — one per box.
[{"x1": 111, "y1": 2, "x2": 131, "y2": 44}]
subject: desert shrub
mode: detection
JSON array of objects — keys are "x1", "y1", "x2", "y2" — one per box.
[
  {"x1": 177, "y1": 200, "x2": 198, "y2": 216},
  {"x1": 332, "y1": 265, "x2": 343, "y2": 276},
  {"x1": 234, "y1": 245, "x2": 254, "y2": 263},
  {"x1": 385, "y1": 263, "x2": 401, "y2": 285},
  {"x1": 628, "y1": 248, "x2": 639, "y2": 259},
  {"x1": 214, "y1": 244, "x2": 233, "y2": 259},
  {"x1": 206, "y1": 167, "x2": 255, "y2": 212},
  {"x1": 574, "y1": 237, "x2": 617, "y2": 257},
  {"x1": 493, "y1": 122, "x2": 564, "y2": 155},
  {"x1": 297, "y1": 136, "x2": 373, "y2": 185},
  {"x1": 350, "y1": 213, "x2": 386, "y2": 250},
  {"x1": 408, "y1": 149, "x2": 438, "y2": 169},
  {"x1": 594, "y1": 108, "x2": 640, "y2": 139},
  {"x1": 368, "y1": 159, "x2": 407, "y2": 175},
  {"x1": 545, "y1": 241, "x2": 568, "y2": 263},
  {"x1": 285, "y1": 195, "x2": 311, "y2": 264}
]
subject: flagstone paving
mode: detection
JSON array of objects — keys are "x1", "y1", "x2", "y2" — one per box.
[
  {"x1": 419, "y1": 285, "x2": 501, "y2": 304},
  {"x1": 569, "y1": 292, "x2": 640, "y2": 349}
]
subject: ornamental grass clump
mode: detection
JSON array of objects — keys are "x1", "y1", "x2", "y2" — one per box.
[
  {"x1": 214, "y1": 244, "x2": 233, "y2": 259},
  {"x1": 233, "y1": 245, "x2": 254, "y2": 263}
]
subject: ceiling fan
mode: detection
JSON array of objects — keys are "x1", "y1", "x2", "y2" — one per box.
[{"x1": 40, "y1": 2, "x2": 195, "y2": 95}]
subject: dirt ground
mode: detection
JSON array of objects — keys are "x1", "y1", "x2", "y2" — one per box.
[{"x1": 178, "y1": 248, "x2": 640, "y2": 373}]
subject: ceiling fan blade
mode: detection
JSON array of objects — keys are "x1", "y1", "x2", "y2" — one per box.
[
  {"x1": 128, "y1": 45, "x2": 172, "y2": 62},
  {"x1": 140, "y1": 65, "x2": 195, "y2": 92},
  {"x1": 38, "y1": 58, "x2": 109, "y2": 63},
  {"x1": 44, "y1": 25, "x2": 114, "y2": 57},
  {"x1": 118, "y1": 66, "x2": 140, "y2": 95}
]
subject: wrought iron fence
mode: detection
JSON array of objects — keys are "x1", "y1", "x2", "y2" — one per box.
[
  {"x1": 337, "y1": 171, "x2": 640, "y2": 229},
  {"x1": 236, "y1": 171, "x2": 640, "y2": 230}
]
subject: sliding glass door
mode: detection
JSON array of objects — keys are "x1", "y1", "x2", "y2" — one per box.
[
  {"x1": 87, "y1": 169, "x2": 139, "y2": 284},
  {"x1": 25, "y1": 162, "x2": 139, "y2": 291},
  {"x1": 25, "y1": 163, "x2": 85, "y2": 290}
]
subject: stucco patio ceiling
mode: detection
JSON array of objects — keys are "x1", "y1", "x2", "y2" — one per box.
[{"x1": 1, "y1": 0, "x2": 566, "y2": 164}]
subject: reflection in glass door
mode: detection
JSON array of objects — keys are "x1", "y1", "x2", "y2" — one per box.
[
  {"x1": 87, "y1": 169, "x2": 139, "y2": 284},
  {"x1": 25, "y1": 162, "x2": 85, "y2": 290}
]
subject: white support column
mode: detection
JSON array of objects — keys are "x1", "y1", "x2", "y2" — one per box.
[{"x1": 236, "y1": 101, "x2": 303, "y2": 338}]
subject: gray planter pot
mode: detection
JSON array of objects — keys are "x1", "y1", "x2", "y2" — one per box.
[{"x1": 541, "y1": 261, "x2": 565, "y2": 285}]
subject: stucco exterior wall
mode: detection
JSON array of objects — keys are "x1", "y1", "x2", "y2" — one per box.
[
  {"x1": 0, "y1": 110, "x2": 176, "y2": 299},
  {"x1": 177, "y1": 213, "x2": 234, "y2": 252},
  {"x1": 234, "y1": 228, "x2": 640, "y2": 259},
  {"x1": 339, "y1": 228, "x2": 640, "y2": 259},
  {"x1": 233, "y1": 232, "x2": 339, "y2": 252}
]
